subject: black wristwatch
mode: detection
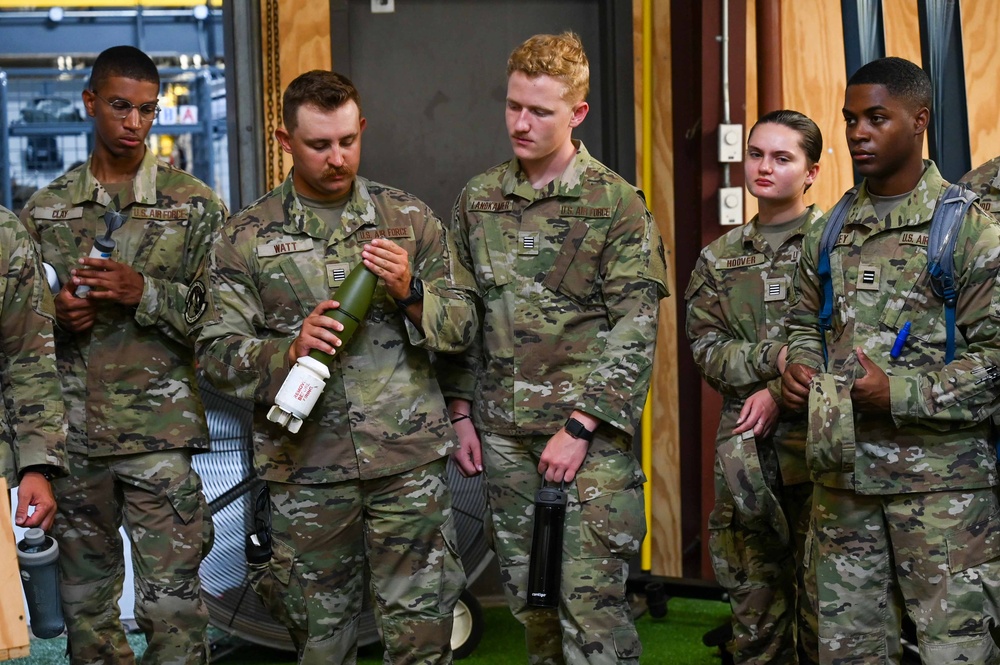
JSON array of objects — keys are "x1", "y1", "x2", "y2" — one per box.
[
  {"x1": 564, "y1": 417, "x2": 595, "y2": 442},
  {"x1": 395, "y1": 277, "x2": 424, "y2": 308}
]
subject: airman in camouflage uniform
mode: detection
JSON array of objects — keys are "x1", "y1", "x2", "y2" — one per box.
[
  {"x1": 0, "y1": 204, "x2": 67, "y2": 532},
  {"x1": 782, "y1": 58, "x2": 1000, "y2": 664},
  {"x1": 20, "y1": 46, "x2": 223, "y2": 665},
  {"x1": 687, "y1": 110, "x2": 825, "y2": 664},
  {"x1": 686, "y1": 203, "x2": 824, "y2": 664},
  {"x1": 960, "y1": 154, "x2": 1000, "y2": 216},
  {"x1": 440, "y1": 33, "x2": 667, "y2": 665},
  {"x1": 195, "y1": 71, "x2": 474, "y2": 665}
]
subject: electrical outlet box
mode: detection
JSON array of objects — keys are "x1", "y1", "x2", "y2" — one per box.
[
  {"x1": 371, "y1": 0, "x2": 394, "y2": 13},
  {"x1": 718, "y1": 123, "x2": 743, "y2": 163},
  {"x1": 719, "y1": 187, "x2": 744, "y2": 226}
]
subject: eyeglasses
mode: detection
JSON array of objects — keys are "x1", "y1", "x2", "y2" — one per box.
[{"x1": 90, "y1": 91, "x2": 160, "y2": 123}]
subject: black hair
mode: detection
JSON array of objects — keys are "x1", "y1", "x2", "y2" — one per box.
[
  {"x1": 847, "y1": 56, "x2": 932, "y2": 111},
  {"x1": 88, "y1": 45, "x2": 159, "y2": 93}
]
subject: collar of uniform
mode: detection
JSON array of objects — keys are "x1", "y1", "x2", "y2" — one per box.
[
  {"x1": 853, "y1": 160, "x2": 946, "y2": 232},
  {"x1": 747, "y1": 203, "x2": 821, "y2": 247},
  {"x1": 68, "y1": 147, "x2": 158, "y2": 208},
  {"x1": 280, "y1": 171, "x2": 379, "y2": 241},
  {"x1": 501, "y1": 140, "x2": 592, "y2": 201},
  {"x1": 741, "y1": 215, "x2": 768, "y2": 253}
]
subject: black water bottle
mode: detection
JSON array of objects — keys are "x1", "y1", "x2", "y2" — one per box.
[
  {"x1": 526, "y1": 484, "x2": 567, "y2": 608},
  {"x1": 16, "y1": 528, "x2": 65, "y2": 638}
]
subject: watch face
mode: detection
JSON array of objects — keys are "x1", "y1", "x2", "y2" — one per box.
[{"x1": 565, "y1": 418, "x2": 592, "y2": 441}]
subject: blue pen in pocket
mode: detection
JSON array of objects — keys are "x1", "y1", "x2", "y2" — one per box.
[{"x1": 890, "y1": 321, "x2": 911, "y2": 359}]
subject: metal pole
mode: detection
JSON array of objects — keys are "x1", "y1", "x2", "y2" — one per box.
[
  {"x1": 222, "y1": 0, "x2": 266, "y2": 211},
  {"x1": 1, "y1": 71, "x2": 11, "y2": 211},
  {"x1": 195, "y1": 69, "x2": 212, "y2": 186}
]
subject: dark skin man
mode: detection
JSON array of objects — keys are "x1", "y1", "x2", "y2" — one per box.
[{"x1": 782, "y1": 81, "x2": 929, "y2": 413}]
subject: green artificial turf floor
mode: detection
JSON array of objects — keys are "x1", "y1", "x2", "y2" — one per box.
[{"x1": 10, "y1": 598, "x2": 732, "y2": 664}]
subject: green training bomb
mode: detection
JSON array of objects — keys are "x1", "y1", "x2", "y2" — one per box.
[{"x1": 267, "y1": 262, "x2": 378, "y2": 433}]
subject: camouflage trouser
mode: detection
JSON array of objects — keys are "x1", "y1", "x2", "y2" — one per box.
[
  {"x1": 248, "y1": 458, "x2": 466, "y2": 665},
  {"x1": 811, "y1": 484, "x2": 1000, "y2": 664},
  {"x1": 709, "y1": 456, "x2": 818, "y2": 665},
  {"x1": 481, "y1": 431, "x2": 646, "y2": 665},
  {"x1": 51, "y1": 450, "x2": 214, "y2": 665}
]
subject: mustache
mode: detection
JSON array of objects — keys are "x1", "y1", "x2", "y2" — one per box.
[{"x1": 321, "y1": 167, "x2": 351, "y2": 178}]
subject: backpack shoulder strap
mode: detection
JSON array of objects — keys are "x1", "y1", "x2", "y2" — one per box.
[
  {"x1": 927, "y1": 183, "x2": 980, "y2": 363},
  {"x1": 817, "y1": 187, "x2": 859, "y2": 332}
]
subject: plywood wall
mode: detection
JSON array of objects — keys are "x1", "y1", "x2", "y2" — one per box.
[
  {"x1": 745, "y1": 0, "x2": 849, "y2": 217},
  {"x1": 881, "y1": 0, "x2": 929, "y2": 161},
  {"x1": 745, "y1": 0, "x2": 851, "y2": 217},
  {"x1": 0, "y1": 479, "x2": 30, "y2": 661},
  {"x1": 961, "y1": 0, "x2": 1000, "y2": 169},
  {"x1": 742, "y1": 0, "x2": 1000, "y2": 216},
  {"x1": 634, "y1": 0, "x2": 682, "y2": 578},
  {"x1": 260, "y1": 0, "x2": 332, "y2": 188},
  {"x1": 781, "y1": 1, "x2": 850, "y2": 213}
]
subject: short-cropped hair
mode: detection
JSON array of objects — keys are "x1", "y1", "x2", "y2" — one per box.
[
  {"x1": 282, "y1": 70, "x2": 362, "y2": 132},
  {"x1": 89, "y1": 45, "x2": 159, "y2": 93},
  {"x1": 847, "y1": 56, "x2": 932, "y2": 112}
]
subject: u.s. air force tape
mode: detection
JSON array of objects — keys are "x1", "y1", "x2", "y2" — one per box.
[{"x1": 184, "y1": 281, "x2": 208, "y2": 324}]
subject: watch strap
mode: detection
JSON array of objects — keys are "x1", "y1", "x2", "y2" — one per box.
[
  {"x1": 564, "y1": 417, "x2": 595, "y2": 442},
  {"x1": 395, "y1": 277, "x2": 424, "y2": 308}
]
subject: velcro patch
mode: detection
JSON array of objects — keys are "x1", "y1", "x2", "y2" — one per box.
[
  {"x1": 834, "y1": 231, "x2": 854, "y2": 247},
  {"x1": 184, "y1": 280, "x2": 208, "y2": 324},
  {"x1": 899, "y1": 232, "x2": 929, "y2": 247},
  {"x1": 327, "y1": 262, "x2": 350, "y2": 287},
  {"x1": 131, "y1": 205, "x2": 189, "y2": 221},
  {"x1": 716, "y1": 253, "x2": 765, "y2": 270},
  {"x1": 356, "y1": 227, "x2": 413, "y2": 241},
  {"x1": 469, "y1": 200, "x2": 513, "y2": 213},
  {"x1": 559, "y1": 205, "x2": 611, "y2": 218},
  {"x1": 256, "y1": 238, "x2": 315, "y2": 257},
  {"x1": 33, "y1": 206, "x2": 83, "y2": 221},
  {"x1": 857, "y1": 264, "x2": 881, "y2": 291},
  {"x1": 518, "y1": 231, "x2": 539, "y2": 255},
  {"x1": 763, "y1": 277, "x2": 787, "y2": 302}
]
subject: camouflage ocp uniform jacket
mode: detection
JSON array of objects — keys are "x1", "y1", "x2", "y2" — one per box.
[
  {"x1": 20, "y1": 149, "x2": 226, "y2": 456},
  {"x1": 686, "y1": 206, "x2": 824, "y2": 487},
  {"x1": 440, "y1": 143, "x2": 667, "y2": 470},
  {"x1": 785, "y1": 162, "x2": 1000, "y2": 493},
  {"x1": 0, "y1": 206, "x2": 67, "y2": 486},
  {"x1": 195, "y1": 174, "x2": 478, "y2": 485},
  {"x1": 960, "y1": 155, "x2": 1000, "y2": 216}
]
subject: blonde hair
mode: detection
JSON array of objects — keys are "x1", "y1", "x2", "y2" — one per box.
[{"x1": 507, "y1": 32, "x2": 590, "y2": 103}]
